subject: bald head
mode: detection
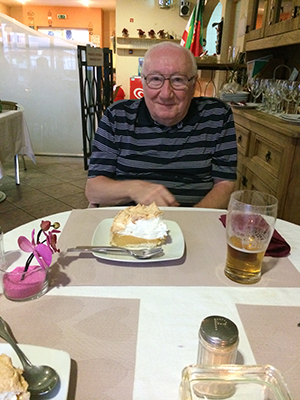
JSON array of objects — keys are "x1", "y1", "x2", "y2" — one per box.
[
  {"x1": 142, "y1": 42, "x2": 197, "y2": 77},
  {"x1": 140, "y1": 41, "x2": 198, "y2": 126}
]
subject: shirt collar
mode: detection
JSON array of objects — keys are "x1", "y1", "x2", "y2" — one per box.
[
  {"x1": 136, "y1": 97, "x2": 200, "y2": 128},
  {"x1": 136, "y1": 98, "x2": 154, "y2": 126}
]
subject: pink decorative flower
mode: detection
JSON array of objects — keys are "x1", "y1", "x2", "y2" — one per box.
[
  {"x1": 40, "y1": 220, "x2": 51, "y2": 231},
  {"x1": 18, "y1": 235, "x2": 52, "y2": 269},
  {"x1": 18, "y1": 220, "x2": 61, "y2": 274}
]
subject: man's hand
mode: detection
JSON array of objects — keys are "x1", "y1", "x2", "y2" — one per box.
[
  {"x1": 128, "y1": 181, "x2": 179, "y2": 206},
  {"x1": 86, "y1": 176, "x2": 179, "y2": 207}
]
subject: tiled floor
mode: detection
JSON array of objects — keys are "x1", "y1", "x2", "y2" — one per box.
[{"x1": 0, "y1": 156, "x2": 89, "y2": 233}]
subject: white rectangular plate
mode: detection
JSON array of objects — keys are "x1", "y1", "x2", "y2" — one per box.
[
  {"x1": 92, "y1": 219, "x2": 185, "y2": 263},
  {"x1": 0, "y1": 343, "x2": 70, "y2": 399}
]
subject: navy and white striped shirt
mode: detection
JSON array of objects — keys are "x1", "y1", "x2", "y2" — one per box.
[{"x1": 88, "y1": 97, "x2": 237, "y2": 206}]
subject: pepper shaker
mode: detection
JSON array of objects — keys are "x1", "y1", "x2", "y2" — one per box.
[{"x1": 197, "y1": 315, "x2": 239, "y2": 365}]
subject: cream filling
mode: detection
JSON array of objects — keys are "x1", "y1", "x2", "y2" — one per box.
[
  {"x1": 0, "y1": 393, "x2": 19, "y2": 400},
  {"x1": 117, "y1": 216, "x2": 168, "y2": 239}
]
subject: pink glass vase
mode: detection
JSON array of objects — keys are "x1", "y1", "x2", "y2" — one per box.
[{"x1": 1, "y1": 265, "x2": 49, "y2": 301}]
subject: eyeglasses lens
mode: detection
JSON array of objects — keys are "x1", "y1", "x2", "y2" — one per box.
[{"x1": 145, "y1": 74, "x2": 189, "y2": 90}]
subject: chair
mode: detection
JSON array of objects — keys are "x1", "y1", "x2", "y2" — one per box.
[{"x1": 1, "y1": 100, "x2": 27, "y2": 182}]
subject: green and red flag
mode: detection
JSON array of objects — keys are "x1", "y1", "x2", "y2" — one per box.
[{"x1": 180, "y1": 0, "x2": 205, "y2": 57}]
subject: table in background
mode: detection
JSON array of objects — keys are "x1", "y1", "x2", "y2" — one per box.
[
  {"x1": 2, "y1": 208, "x2": 300, "y2": 400},
  {"x1": 0, "y1": 109, "x2": 35, "y2": 184}
]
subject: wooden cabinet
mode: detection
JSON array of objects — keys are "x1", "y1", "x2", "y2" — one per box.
[
  {"x1": 232, "y1": 108, "x2": 300, "y2": 224},
  {"x1": 245, "y1": 0, "x2": 300, "y2": 51},
  {"x1": 240, "y1": 1, "x2": 300, "y2": 224},
  {"x1": 245, "y1": 0, "x2": 269, "y2": 41}
]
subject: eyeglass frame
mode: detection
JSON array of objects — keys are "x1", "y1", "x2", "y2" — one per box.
[{"x1": 142, "y1": 73, "x2": 197, "y2": 90}]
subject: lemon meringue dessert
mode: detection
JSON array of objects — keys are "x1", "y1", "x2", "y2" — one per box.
[
  {"x1": 110, "y1": 203, "x2": 168, "y2": 249},
  {"x1": 0, "y1": 354, "x2": 30, "y2": 400}
]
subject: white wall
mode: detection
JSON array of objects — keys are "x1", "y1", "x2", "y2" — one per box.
[
  {"x1": 205, "y1": 2, "x2": 222, "y2": 55},
  {"x1": 116, "y1": 0, "x2": 196, "y2": 96}
]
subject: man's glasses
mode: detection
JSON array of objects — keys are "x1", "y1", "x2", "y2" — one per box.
[{"x1": 142, "y1": 74, "x2": 196, "y2": 90}]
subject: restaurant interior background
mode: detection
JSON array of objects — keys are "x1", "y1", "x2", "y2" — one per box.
[{"x1": 0, "y1": 0, "x2": 248, "y2": 157}]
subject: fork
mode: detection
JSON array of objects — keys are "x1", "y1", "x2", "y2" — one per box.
[{"x1": 66, "y1": 246, "x2": 164, "y2": 259}]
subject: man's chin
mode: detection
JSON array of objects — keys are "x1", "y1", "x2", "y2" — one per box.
[{"x1": 152, "y1": 109, "x2": 181, "y2": 126}]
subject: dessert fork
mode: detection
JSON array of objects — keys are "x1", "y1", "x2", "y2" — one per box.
[{"x1": 66, "y1": 246, "x2": 164, "y2": 259}]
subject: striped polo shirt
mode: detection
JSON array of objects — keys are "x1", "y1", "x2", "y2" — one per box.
[{"x1": 88, "y1": 97, "x2": 237, "y2": 206}]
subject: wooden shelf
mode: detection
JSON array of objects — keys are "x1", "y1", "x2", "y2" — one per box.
[
  {"x1": 246, "y1": 29, "x2": 300, "y2": 52},
  {"x1": 116, "y1": 36, "x2": 180, "y2": 56},
  {"x1": 196, "y1": 62, "x2": 246, "y2": 71},
  {"x1": 117, "y1": 36, "x2": 180, "y2": 42}
]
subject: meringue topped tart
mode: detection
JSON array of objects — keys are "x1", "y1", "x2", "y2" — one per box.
[
  {"x1": 110, "y1": 203, "x2": 168, "y2": 249},
  {"x1": 0, "y1": 354, "x2": 30, "y2": 400}
]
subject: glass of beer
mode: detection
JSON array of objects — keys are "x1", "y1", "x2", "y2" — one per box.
[{"x1": 225, "y1": 190, "x2": 278, "y2": 284}]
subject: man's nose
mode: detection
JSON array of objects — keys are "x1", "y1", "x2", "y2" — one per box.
[{"x1": 160, "y1": 79, "x2": 174, "y2": 95}]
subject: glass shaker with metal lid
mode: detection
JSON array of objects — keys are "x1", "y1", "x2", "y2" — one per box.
[{"x1": 197, "y1": 315, "x2": 239, "y2": 365}]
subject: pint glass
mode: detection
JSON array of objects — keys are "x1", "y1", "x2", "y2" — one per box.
[{"x1": 225, "y1": 190, "x2": 278, "y2": 284}]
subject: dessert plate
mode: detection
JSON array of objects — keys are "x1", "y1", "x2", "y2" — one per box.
[
  {"x1": 0, "y1": 343, "x2": 71, "y2": 399},
  {"x1": 92, "y1": 219, "x2": 185, "y2": 263}
]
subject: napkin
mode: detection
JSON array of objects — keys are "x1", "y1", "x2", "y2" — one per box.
[{"x1": 219, "y1": 214, "x2": 291, "y2": 257}]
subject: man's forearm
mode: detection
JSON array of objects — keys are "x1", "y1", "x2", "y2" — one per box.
[
  {"x1": 85, "y1": 176, "x2": 133, "y2": 206},
  {"x1": 194, "y1": 180, "x2": 236, "y2": 209}
]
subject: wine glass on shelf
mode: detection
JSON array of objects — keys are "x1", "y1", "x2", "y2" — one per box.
[
  {"x1": 291, "y1": 81, "x2": 300, "y2": 114},
  {"x1": 259, "y1": 79, "x2": 271, "y2": 112},
  {"x1": 279, "y1": 80, "x2": 294, "y2": 114},
  {"x1": 248, "y1": 78, "x2": 262, "y2": 103},
  {"x1": 268, "y1": 80, "x2": 282, "y2": 115},
  {"x1": 260, "y1": 79, "x2": 275, "y2": 113}
]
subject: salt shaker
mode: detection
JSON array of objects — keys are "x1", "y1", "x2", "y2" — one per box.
[{"x1": 197, "y1": 315, "x2": 239, "y2": 365}]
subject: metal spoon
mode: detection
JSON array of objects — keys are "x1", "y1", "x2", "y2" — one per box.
[
  {"x1": 0, "y1": 317, "x2": 59, "y2": 396},
  {"x1": 67, "y1": 245, "x2": 164, "y2": 259}
]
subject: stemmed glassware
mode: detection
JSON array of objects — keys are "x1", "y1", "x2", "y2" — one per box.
[
  {"x1": 291, "y1": 81, "x2": 300, "y2": 114},
  {"x1": 279, "y1": 80, "x2": 294, "y2": 114},
  {"x1": 248, "y1": 78, "x2": 262, "y2": 103},
  {"x1": 259, "y1": 79, "x2": 272, "y2": 112},
  {"x1": 267, "y1": 80, "x2": 282, "y2": 114},
  {"x1": 247, "y1": 77, "x2": 299, "y2": 116}
]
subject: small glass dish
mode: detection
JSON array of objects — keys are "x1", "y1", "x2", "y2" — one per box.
[
  {"x1": 179, "y1": 364, "x2": 293, "y2": 400},
  {"x1": 0, "y1": 265, "x2": 49, "y2": 301}
]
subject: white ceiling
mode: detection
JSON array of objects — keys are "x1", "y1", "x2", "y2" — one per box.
[{"x1": 0, "y1": 0, "x2": 116, "y2": 11}]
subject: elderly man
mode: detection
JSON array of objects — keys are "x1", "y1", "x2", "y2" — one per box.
[{"x1": 86, "y1": 42, "x2": 237, "y2": 208}]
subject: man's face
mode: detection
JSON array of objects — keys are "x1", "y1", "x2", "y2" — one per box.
[{"x1": 142, "y1": 47, "x2": 196, "y2": 127}]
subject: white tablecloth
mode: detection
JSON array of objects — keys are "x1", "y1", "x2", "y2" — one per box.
[
  {"x1": 1, "y1": 208, "x2": 300, "y2": 400},
  {"x1": 0, "y1": 110, "x2": 36, "y2": 179}
]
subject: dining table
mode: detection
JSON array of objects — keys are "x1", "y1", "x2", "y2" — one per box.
[
  {"x1": 1, "y1": 207, "x2": 300, "y2": 400},
  {"x1": 0, "y1": 109, "x2": 36, "y2": 184}
]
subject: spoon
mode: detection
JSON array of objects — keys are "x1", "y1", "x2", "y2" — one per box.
[
  {"x1": 0, "y1": 317, "x2": 59, "y2": 396},
  {"x1": 67, "y1": 245, "x2": 164, "y2": 259}
]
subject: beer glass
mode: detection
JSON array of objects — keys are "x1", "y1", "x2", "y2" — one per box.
[{"x1": 225, "y1": 190, "x2": 278, "y2": 284}]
